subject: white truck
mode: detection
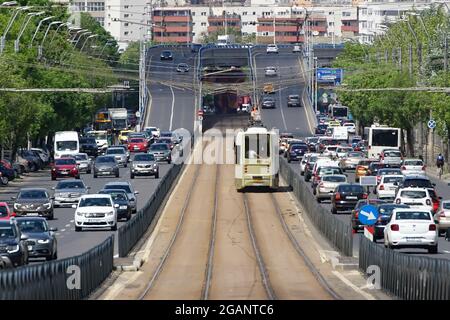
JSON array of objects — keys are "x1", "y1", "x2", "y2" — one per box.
[
  {"x1": 332, "y1": 126, "x2": 348, "y2": 142},
  {"x1": 217, "y1": 35, "x2": 235, "y2": 46},
  {"x1": 109, "y1": 108, "x2": 128, "y2": 131}
]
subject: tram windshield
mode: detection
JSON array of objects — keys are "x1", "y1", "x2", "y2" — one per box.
[{"x1": 245, "y1": 134, "x2": 271, "y2": 159}]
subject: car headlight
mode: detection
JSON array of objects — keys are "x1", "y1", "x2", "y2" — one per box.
[
  {"x1": 153, "y1": 164, "x2": 157, "y2": 167},
  {"x1": 14, "y1": 203, "x2": 20, "y2": 210},
  {"x1": 106, "y1": 211, "x2": 114, "y2": 216},
  {"x1": 43, "y1": 203, "x2": 52, "y2": 209},
  {"x1": 119, "y1": 205, "x2": 128, "y2": 210},
  {"x1": 37, "y1": 239, "x2": 50, "y2": 244},
  {"x1": 7, "y1": 245, "x2": 19, "y2": 253}
]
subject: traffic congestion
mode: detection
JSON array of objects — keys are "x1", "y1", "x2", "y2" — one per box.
[
  {"x1": 0, "y1": 113, "x2": 181, "y2": 268},
  {"x1": 283, "y1": 102, "x2": 447, "y2": 255}
]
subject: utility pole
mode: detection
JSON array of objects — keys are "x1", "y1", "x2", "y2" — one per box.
[
  {"x1": 408, "y1": 44, "x2": 413, "y2": 77},
  {"x1": 398, "y1": 47, "x2": 402, "y2": 70},
  {"x1": 445, "y1": 37, "x2": 448, "y2": 71},
  {"x1": 138, "y1": 32, "x2": 146, "y2": 132}
]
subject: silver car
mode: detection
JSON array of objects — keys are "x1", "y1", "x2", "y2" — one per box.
[
  {"x1": 149, "y1": 143, "x2": 172, "y2": 164},
  {"x1": 103, "y1": 181, "x2": 139, "y2": 213},
  {"x1": 340, "y1": 151, "x2": 365, "y2": 171},
  {"x1": 315, "y1": 174, "x2": 347, "y2": 202},
  {"x1": 265, "y1": 66, "x2": 277, "y2": 77},
  {"x1": 106, "y1": 147, "x2": 128, "y2": 167},
  {"x1": 130, "y1": 153, "x2": 159, "y2": 179},
  {"x1": 53, "y1": 179, "x2": 90, "y2": 207},
  {"x1": 73, "y1": 153, "x2": 92, "y2": 174},
  {"x1": 93, "y1": 156, "x2": 120, "y2": 178}
]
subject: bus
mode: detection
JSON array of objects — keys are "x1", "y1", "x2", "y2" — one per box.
[
  {"x1": 367, "y1": 125, "x2": 401, "y2": 159},
  {"x1": 94, "y1": 110, "x2": 112, "y2": 131},
  {"x1": 328, "y1": 104, "x2": 348, "y2": 119},
  {"x1": 235, "y1": 126, "x2": 279, "y2": 191},
  {"x1": 54, "y1": 131, "x2": 79, "y2": 159}
]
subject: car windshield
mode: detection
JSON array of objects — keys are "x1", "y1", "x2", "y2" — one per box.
[
  {"x1": 322, "y1": 175, "x2": 346, "y2": 182},
  {"x1": 96, "y1": 157, "x2": 115, "y2": 164},
  {"x1": 79, "y1": 197, "x2": 112, "y2": 207},
  {"x1": 107, "y1": 148, "x2": 125, "y2": 155},
  {"x1": 120, "y1": 131, "x2": 130, "y2": 136},
  {"x1": 157, "y1": 138, "x2": 172, "y2": 144},
  {"x1": 18, "y1": 190, "x2": 47, "y2": 199},
  {"x1": 56, "y1": 141, "x2": 77, "y2": 151},
  {"x1": 348, "y1": 152, "x2": 363, "y2": 158},
  {"x1": 56, "y1": 181, "x2": 85, "y2": 189},
  {"x1": 101, "y1": 191, "x2": 127, "y2": 201},
  {"x1": 396, "y1": 211, "x2": 431, "y2": 220},
  {"x1": 0, "y1": 206, "x2": 8, "y2": 217},
  {"x1": 383, "y1": 176, "x2": 403, "y2": 184},
  {"x1": 151, "y1": 144, "x2": 169, "y2": 151},
  {"x1": 17, "y1": 220, "x2": 47, "y2": 233},
  {"x1": 96, "y1": 135, "x2": 107, "y2": 140},
  {"x1": 291, "y1": 144, "x2": 307, "y2": 150},
  {"x1": 339, "y1": 185, "x2": 364, "y2": 193},
  {"x1": 0, "y1": 225, "x2": 16, "y2": 238},
  {"x1": 55, "y1": 158, "x2": 76, "y2": 165},
  {"x1": 130, "y1": 138, "x2": 145, "y2": 143},
  {"x1": 289, "y1": 96, "x2": 299, "y2": 100},
  {"x1": 405, "y1": 160, "x2": 423, "y2": 166},
  {"x1": 104, "y1": 184, "x2": 132, "y2": 193},
  {"x1": 134, "y1": 154, "x2": 155, "y2": 161},
  {"x1": 400, "y1": 190, "x2": 427, "y2": 199},
  {"x1": 74, "y1": 154, "x2": 88, "y2": 160}
]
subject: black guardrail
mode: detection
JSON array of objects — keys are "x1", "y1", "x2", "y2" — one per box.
[
  {"x1": 118, "y1": 164, "x2": 183, "y2": 257},
  {"x1": 0, "y1": 235, "x2": 114, "y2": 299},
  {"x1": 359, "y1": 236, "x2": 450, "y2": 300},
  {"x1": 279, "y1": 157, "x2": 353, "y2": 256}
]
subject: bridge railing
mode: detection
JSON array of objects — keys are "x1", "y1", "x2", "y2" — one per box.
[
  {"x1": 279, "y1": 157, "x2": 353, "y2": 256},
  {"x1": 0, "y1": 235, "x2": 114, "y2": 299}
]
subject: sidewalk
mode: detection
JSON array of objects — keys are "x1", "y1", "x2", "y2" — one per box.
[{"x1": 425, "y1": 166, "x2": 450, "y2": 182}]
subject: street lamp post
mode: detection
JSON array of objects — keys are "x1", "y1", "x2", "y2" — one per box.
[
  {"x1": 29, "y1": 16, "x2": 54, "y2": 48},
  {"x1": 73, "y1": 31, "x2": 91, "y2": 48},
  {"x1": 38, "y1": 20, "x2": 62, "y2": 58},
  {"x1": 14, "y1": 11, "x2": 45, "y2": 52},
  {"x1": 314, "y1": 57, "x2": 318, "y2": 113},
  {"x1": 50, "y1": 22, "x2": 70, "y2": 44},
  {"x1": 80, "y1": 34, "x2": 97, "y2": 52},
  {"x1": 1, "y1": 6, "x2": 31, "y2": 53}
]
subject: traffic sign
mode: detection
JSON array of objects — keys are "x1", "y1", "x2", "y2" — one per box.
[
  {"x1": 198, "y1": 110, "x2": 204, "y2": 116},
  {"x1": 359, "y1": 176, "x2": 377, "y2": 186},
  {"x1": 198, "y1": 116, "x2": 203, "y2": 121},
  {"x1": 358, "y1": 204, "x2": 379, "y2": 226},
  {"x1": 428, "y1": 119, "x2": 436, "y2": 129},
  {"x1": 316, "y1": 68, "x2": 343, "y2": 86}
]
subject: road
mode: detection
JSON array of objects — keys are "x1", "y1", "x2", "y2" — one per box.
[
  {"x1": 145, "y1": 46, "x2": 197, "y2": 132},
  {"x1": 252, "y1": 47, "x2": 313, "y2": 137}
]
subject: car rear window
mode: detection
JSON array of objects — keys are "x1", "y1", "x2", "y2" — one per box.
[
  {"x1": 379, "y1": 169, "x2": 402, "y2": 175},
  {"x1": 339, "y1": 185, "x2": 364, "y2": 193},
  {"x1": 404, "y1": 160, "x2": 423, "y2": 166},
  {"x1": 383, "y1": 176, "x2": 403, "y2": 184},
  {"x1": 130, "y1": 138, "x2": 145, "y2": 143},
  {"x1": 395, "y1": 211, "x2": 431, "y2": 220},
  {"x1": 400, "y1": 190, "x2": 427, "y2": 198},
  {"x1": 322, "y1": 175, "x2": 346, "y2": 182},
  {"x1": 404, "y1": 179, "x2": 432, "y2": 188},
  {"x1": 385, "y1": 151, "x2": 401, "y2": 157}
]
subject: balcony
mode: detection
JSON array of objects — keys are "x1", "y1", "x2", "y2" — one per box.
[
  {"x1": 153, "y1": 15, "x2": 190, "y2": 23},
  {"x1": 341, "y1": 25, "x2": 359, "y2": 32},
  {"x1": 257, "y1": 25, "x2": 301, "y2": 32},
  {"x1": 154, "y1": 26, "x2": 191, "y2": 33},
  {"x1": 256, "y1": 35, "x2": 304, "y2": 44},
  {"x1": 311, "y1": 25, "x2": 327, "y2": 33},
  {"x1": 153, "y1": 36, "x2": 192, "y2": 43},
  {"x1": 208, "y1": 17, "x2": 241, "y2": 23}
]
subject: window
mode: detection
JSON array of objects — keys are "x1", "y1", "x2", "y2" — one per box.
[
  {"x1": 124, "y1": 5, "x2": 129, "y2": 8},
  {"x1": 201, "y1": 22, "x2": 206, "y2": 26},
  {"x1": 328, "y1": 22, "x2": 334, "y2": 26},
  {"x1": 124, "y1": 22, "x2": 129, "y2": 27},
  {"x1": 87, "y1": 1, "x2": 104, "y2": 12},
  {"x1": 192, "y1": 12, "x2": 195, "y2": 16},
  {"x1": 329, "y1": 11, "x2": 333, "y2": 15},
  {"x1": 243, "y1": 11, "x2": 247, "y2": 15},
  {"x1": 124, "y1": 14, "x2": 129, "y2": 18},
  {"x1": 96, "y1": 17, "x2": 105, "y2": 26},
  {"x1": 124, "y1": 31, "x2": 129, "y2": 35},
  {"x1": 201, "y1": 12, "x2": 206, "y2": 16},
  {"x1": 244, "y1": 134, "x2": 270, "y2": 159},
  {"x1": 253, "y1": 12, "x2": 256, "y2": 15}
]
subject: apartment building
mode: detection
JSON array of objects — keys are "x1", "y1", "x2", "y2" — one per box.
[
  {"x1": 153, "y1": 8, "x2": 193, "y2": 43},
  {"x1": 72, "y1": 0, "x2": 106, "y2": 26}
]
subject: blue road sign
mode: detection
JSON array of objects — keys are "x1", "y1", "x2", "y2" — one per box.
[
  {"x1": 428, "y1": 119, "x2": 436, "y2": 129},
  {"x1": 316, "y1": 68, "x2": 343, "y2": 86},
  {"x1": 358, "y1": 204, "x2": 379, "y2": 226}
]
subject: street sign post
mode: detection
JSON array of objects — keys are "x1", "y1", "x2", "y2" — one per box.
[
  {"x1": 358, "y1": 204, "x2": 379, "y2": 226},
  {"x1": 428, "y1": 119, "x2": 436, "y2": 130},
  {"x1": 316, "y1": 68, "x2": 343, "y2": 86}
]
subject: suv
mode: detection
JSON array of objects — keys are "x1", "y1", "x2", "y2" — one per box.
[
  {"x1": 266, "y1": 44, "x2": 279, "y2": 54},
  {"x1": 103, "y1": 181, "x2": 139, "y2": 213},
  {"x1": 379, "y1": 149, "x2": 403, "y2": 166},
  {"x1": 394, "y1": 187, "x2": 433, "y2": 212},
  {"x1": 331, "y1": 183, "x2": 367, "y2": 214},
  {"x1": 287, "y1": 95, "x2": 301, "y2": 107},
  {"x1": 395, "y1": 175, "x2": 435, "y2": 195},
  {"x1": 0, "y1": 219, "x2": 29, "y2": 267}
]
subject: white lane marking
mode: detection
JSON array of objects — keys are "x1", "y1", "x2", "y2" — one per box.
[
  {"x1": 70, "y1": 220, "x2": 74, "y2": 223},
  {"x1": 277, "y1": 71, "x2": 288, "y2": 131},
  {"x1": 443, "y1": 250, "x2": 450, "y2": 253},
  {"x1": 65, "y1": 224, "x2": 70, "y2": 227},
  {"x1": 55, "y1": 233, "x2": 60, "y2": 236},
  {"x1": 169, "y1": 85, "x2": 175, "y2": 131},
  {"x1": 331, "y1": 271, "x2": 376, "y2": 300},
  {"x1": 114, "y1": 254, "x2": 119, "y2": 258},
  {"x1": 61, "y1": 229, "x2": 66, "y2": 232}
]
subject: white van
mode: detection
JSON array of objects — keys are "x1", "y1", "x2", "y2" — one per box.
[{"x1": 54, "y1": 131, "x2": 79, "y2": 159}]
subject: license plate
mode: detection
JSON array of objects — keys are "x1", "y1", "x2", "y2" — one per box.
[
  {"x1": 347, "y1": 196, "x2": 357, "y2": 200},
  {"x1": 28, "y1": 245, "x2": 33, "y2": 251},
  {"x1": 61, "y1": 172, "x2": 68, "y2": 175},
  {"x1": 406, "y1": 238, "x2": 422, "y2": 243},
  {"x1": 27, "y1": 212, "x2": 39, "y2": 216},
  {"x1": 140, "y1": 170, "x2": 150, "y2": 173},
  {"x1": 87, "y1": 219, "x2": 99, "y2": 223},
  {"x1": 134, "y1": 146, "x2": 139, "y2": 149}
]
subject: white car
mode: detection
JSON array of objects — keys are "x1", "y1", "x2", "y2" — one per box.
[
  {"x1": 293, "y1": 44, "x2": 301, "y2": 53},
  {"x1": 401, "y1": 159, "x2": 426, "y2": 176},
  {"x1": 376, "y1": 175, "x2": 404, "y2": 199},
  {"x1": 322, "y1": 146, "x2": 338, "y2": 158},
  {"x1": 380, "y1": 149, "x2": 403, "y2": 166},
  {"x1": 433, "y1": 200, "x2": 450, "y2": 236},
  {"x1": 316, "y1": 174, "x2": 347, "y2": 202},
  {"x1": 74, "y1": 194, "x2": 118, "y2": 232},
  {"x1": 144, "y1": 126, "x2": 160, "y2": 138},
  {"x1": 336, "y1": 146, "x2": 353, "y2": 159},
  {"x1": 384, "y1": 208, "x2": 438, "y2": 253},
  {"x1": 264, "y1": 66, "x2": 277, "y2": 77},
  {"x1": 343, "y1": 123, "x2": 356, "y2": 134},
  {"x1": 394, "y1": 187, "x2": 433, "y2": 211},
  {"x1": 300, "y1": 153, "x2": 318, "y2": 176},
  {"x1": 266, "y1": 44, "x2": 279, "y2": 54}
]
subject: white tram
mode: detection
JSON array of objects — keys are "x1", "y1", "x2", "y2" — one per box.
[{"x1": 235, "y1": 126, "x2": 279, "y2": 191}]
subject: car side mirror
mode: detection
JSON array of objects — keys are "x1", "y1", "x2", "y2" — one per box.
[
  {"x1": 393, "y1": 182, "x2": 398, "y2": 186},
  {"x1": 432, "y1": 183, "x2": 436, "y2": 187},
  {"x1": 114, "y1": 204, "x2": 119, "y2": 208},
  {"x1": 134, "y1": 191, "x2": 139, "y2": 195},
  {"x1": 49, "y1": 227, "x2": 58, "y2": 232},
  {"x1": 72, "y1": 204, "x2": 77, "y2": 209},
  {"x1": 51, "y1": 187, "x2": 55, "y2": 190},
  {"x1": 50, "y1": 196, "x2": 55, "y2": 200},
  {"x1": 439, "y1": 196, "x2": 443, "y2": 200},
  {"x1": 20, "y1": 234, "x2": 28, "y2": 241},
  {"x1": 87, "y1": 186, "x2": 91, "y2": 189}
]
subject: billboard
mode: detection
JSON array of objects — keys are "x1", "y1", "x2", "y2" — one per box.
[{"x1": 316, "y1": 68, "x2": 343, "y2": 85}]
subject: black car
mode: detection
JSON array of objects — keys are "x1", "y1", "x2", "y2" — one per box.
[
  {"x1": 0, "y1": 220, "x2": 29, "y2": 267},
  {"x1": 331, "y1": 183, "x2": 367, "y2": 214},
  {"x1": 16, "y1": 217, "x2": 57, "y2": 261},
  {"x1": 99, "y1": 189, "x2": 132, "y2": 221},
  {"x1": 160, "y1": 50, "x2": 173, "y2": 60},
  {"x1": 261, "y1": 97, "x2": 276, "y2": 109},
  {"x1": 80, "y1": 137, "x2": 98, "y2": 157},
  {"x1": 18, "y1": 149, "x2": 43, "y2": 171},
  {"x1": 287, "y1": 143, "x2": 309, "y2": 163},
  {"x1": 373, "y1": 204, "x2": 410, "y2": 241},
  {"x1": 315, "y1": 124, "x2": 328, "y2": 135},
  {"x1": 351, "y1": 199, "x2": 388, "y2": 232},
  {"x1": 0, "y1": 163, "x2": 15, "y2": 185},
  {"x1": 304, "y1": 161, "x2": 316, "y2": 182},
  {"x1": 287, "y1": 95, "x2": 301, "y2": 107},
  {"x1": 397, "y1": 175, "x2": 435, "y2": 190},
  {"x1": 12, "y1": 188, "x2": 54, "y2": 220}
]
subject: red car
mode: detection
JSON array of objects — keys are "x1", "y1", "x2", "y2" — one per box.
[
  {"x1": 0, "y1": 202, "x2": 16, "y2": 220},
  {"x1": 51, "y1": 157, "x2": 80, "y2": 180},
  {"x1": 128, "y1": 138, "x2": 148, "y2": 152}
]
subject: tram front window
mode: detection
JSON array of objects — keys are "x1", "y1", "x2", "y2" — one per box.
[{"x1": 245, "y1": 134, "x2": 270, "y2": 159}]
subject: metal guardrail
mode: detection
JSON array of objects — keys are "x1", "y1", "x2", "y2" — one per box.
[
  {"x1": 0, "y1": 235, "x2": 114, "y2": 299},
  {"x1": 279, "y1": 157, "x2": 353, "y2": 256},
  {"x1": 359, "y1": 236, "x2": 450, "y2": 300},
  {"x1": 118, "y1": 163, "x2": 183, "y2": 257}
]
